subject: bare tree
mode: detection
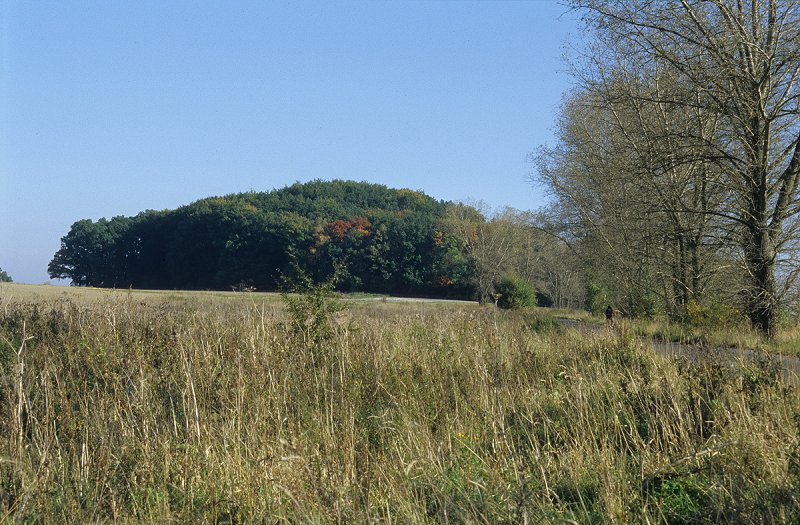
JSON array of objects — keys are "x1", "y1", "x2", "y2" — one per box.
[
  {"x1": 557, "y1": 0, "x2": 800, "y2": 334},
  {"x1": 443, "y1": 203, "x2": 541, "y2": 305}
]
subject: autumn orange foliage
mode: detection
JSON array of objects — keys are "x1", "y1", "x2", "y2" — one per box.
[{"x1": 326, "y1": 217, "x2": 372, "y2": 239}]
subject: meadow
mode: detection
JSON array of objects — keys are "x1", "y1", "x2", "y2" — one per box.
[{"x1": 0, "y1": 283, "x2": 798, "y2": 523}]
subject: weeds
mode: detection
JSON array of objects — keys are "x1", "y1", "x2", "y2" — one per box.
[{"x1": 0, "y1": 293, "x2": 797, "y2": 522}]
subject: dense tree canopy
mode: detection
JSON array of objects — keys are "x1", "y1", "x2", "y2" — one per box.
[{"x1": 49, "y1": 180, "x2": 482, "y2": 297}]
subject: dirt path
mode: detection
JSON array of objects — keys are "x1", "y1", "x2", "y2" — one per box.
[{"x1": 555, "y1": 318, "x2": 800, "y2": 383}]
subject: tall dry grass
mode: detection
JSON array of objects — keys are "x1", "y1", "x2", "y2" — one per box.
[{"x1": 0, "y1": 294, "x2": 798, "y2": 523}]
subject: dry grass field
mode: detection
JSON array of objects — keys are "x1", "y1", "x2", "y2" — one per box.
[{"x1": 0, "y1": 283, "x2": 798, "y2": 522}]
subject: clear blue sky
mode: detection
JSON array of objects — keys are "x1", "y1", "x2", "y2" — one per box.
[{"x1": 1, "y1": 1, "x2": 580, "y2": 285}]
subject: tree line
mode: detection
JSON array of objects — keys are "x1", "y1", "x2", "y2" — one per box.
[
  {"x1": 534, "y1": 0, "x2": 800, "y2": 335},
  {"x1": 49, "y1": 180, "x2": 565, "y2": 302}
]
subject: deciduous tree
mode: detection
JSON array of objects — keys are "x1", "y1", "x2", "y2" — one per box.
[{"x1": 543, "y1": 0, "x2": 800, "y2": 334}]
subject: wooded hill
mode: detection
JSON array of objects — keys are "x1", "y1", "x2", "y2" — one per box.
[{"x1": 48, "y1": 180, "x2": 475, "y2": 296}]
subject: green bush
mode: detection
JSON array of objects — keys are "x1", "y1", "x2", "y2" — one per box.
[
  {"x1": 627, "y1": 286, "x2": 661, "y2": 318},
  {"x1": 584, "y1": 273, "x2": 610, "y2": 315},
  {"x1": 494, "y1": 274, "x2": 535, "y2": 310},
  {"x1": 683, "y1": 299, "x2": 742, "y2": 328},
  {"x1": 280, "y1": 264, "x2": 345, "y2": 350}
]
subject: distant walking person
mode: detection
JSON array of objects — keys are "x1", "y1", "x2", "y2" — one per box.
[{"x1": 605, "y1": 305, "x2": 615, "y2": 329}]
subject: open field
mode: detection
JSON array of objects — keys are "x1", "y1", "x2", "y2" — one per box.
[
  {"x1": 1, "y1": 284, "x2": 799, "y2": 522},
  {"x1": 0, "y1": 282, "x2": 286, "y2": 307},
  {"x1": 0, "y1": 283, "x2": 472, "y2": 309}
]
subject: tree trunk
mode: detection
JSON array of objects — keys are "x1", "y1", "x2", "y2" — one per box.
[{"x1": 745, "y1": 220, "x2": 778, "y2": 335}]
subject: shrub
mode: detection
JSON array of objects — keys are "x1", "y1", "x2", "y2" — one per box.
[
  {"x1": 627, "y1": 286, "x2": 661, "y2": 318},
  {"x1": 280, "y1": 264, "x2": 345, "y2": 350},
  {"x1": 683, "y1": 299, "x2": 742, "y2": 328},
  {"x1": 494, "y1": 274, "x2": 535, "y2": 309},
  {"x1": 585, "y1": 273, "x2": 610, "y2": 315}
]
